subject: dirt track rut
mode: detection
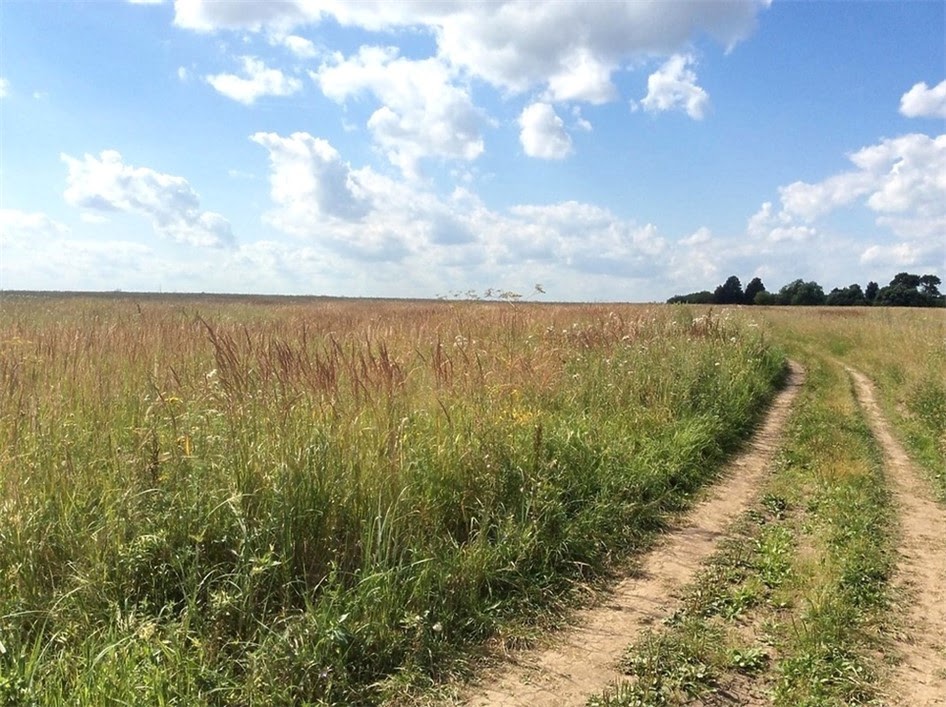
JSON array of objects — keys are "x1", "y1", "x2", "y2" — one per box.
[
  {"x1": 456, "y1": 362, "x2": 805, "y2": 706},
  {"x1": 846, "y1": 367, "x2": 946, "y2": 707}
]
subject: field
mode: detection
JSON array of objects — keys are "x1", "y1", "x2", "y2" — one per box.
[{"x1": 0, "y1": 295, "x2": 942, "y2": 705}]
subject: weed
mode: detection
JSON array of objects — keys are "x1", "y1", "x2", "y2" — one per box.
[
  {"x1": 729, "y1": 646, "x2": 769, "y2": 674},
  {"x1": 594, "y1": 627, "x2": 720, "y2": 706}
]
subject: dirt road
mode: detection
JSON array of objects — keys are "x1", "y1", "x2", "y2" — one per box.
[{"x1": 846, "y1": 367, "x2": 946, "y2": 707}]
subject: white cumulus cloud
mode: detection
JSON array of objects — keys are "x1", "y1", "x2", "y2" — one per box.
[
  {"x1": 500, "y1": 201, "x2": 665, "y2": 276},
  {"x1": 859, "y1": 242, "x2": 925, "y2": 267},
  {"x1": 747, "y1": 201, "x2": 817, "y2": 242},
  {"x1": 314, "y1": 46, "x2": 484, "y2": 177},
  {"x1": 251, "y1": 130, "x2": 481, "y2": 260},
  {"x1": 61, "y1": 149, "x2": 235, "y2": 248},
  {"x1": 747, "y1": 133, "x2": 946, "y2": 272},
  {"x1": 777, "y1": 173, "x2": 873, "y2": 222},
  {"x1": 899, "y1": 79, "x2": 946, "y2": 119},
  {"x1": 206, "y1": 56, "x2": 301, "y2": 105},
  {"x1": 0, "y1": 209, "x2": 70, "y2": 245},
  {"x1": 433, "y1": 2, "x2": 761, "y2": 99},
  {"x1": 250, "y1": 130, "x2": 676, "y2": 291},
  {"x1": 639, "y1": 54, "x2": 709, "y2": 120},
  {"x1": 668, "y1": 227, "x2": 721, "y2": 285},
  {"x1": 173, "y1": 0, "x2": 313, "y2": 32},
  {"x1": 173, "y1": 1, "x2": 767, "y2": 106},
  {"x1": 572, "y1": 106, "x2": 593, "y2": 132},
  {"x1": 779, "y1": 133, "x2": 946, "y2": 227},
  {"x1": 281, "y1": 34, "x2": 317, "y2": 58},
  {"x1": 681, "y1": 226, "x2": 712, "y2": 246},
  {"x1": 545, "y1": 48, "x2": 616, "y2": 104},
  {"x1": 518, "y1": 102, "x2": 572, "y2": 160},
  {"x1": 250, "y1": 131, "x2": 372, "y2": 225}
]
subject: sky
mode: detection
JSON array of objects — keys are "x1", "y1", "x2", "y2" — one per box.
[{"x1": 0, "y1": 0, "x2": 944, "y2": 301}]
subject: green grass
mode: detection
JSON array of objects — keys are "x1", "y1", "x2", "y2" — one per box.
[
  {"x1": 0, "y1": 297, "x2": 785, "y2": 704},
  {"x1": 768, "y1": 360, "x2": 894, "y2": 706}
]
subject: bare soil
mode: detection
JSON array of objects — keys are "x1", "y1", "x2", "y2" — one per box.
[
  {"x1": 454, "y1": 362, "x2": 805, "y2": 706},
  {"x1": 846, "y1": 367, "x2": 946, "y2": 707}
]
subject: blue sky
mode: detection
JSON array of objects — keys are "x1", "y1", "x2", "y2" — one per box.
[{"x1": 1, "y1": 0, "x2": 944, "y2": 301}]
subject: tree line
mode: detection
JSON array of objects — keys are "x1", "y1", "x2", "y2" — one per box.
[{"x1": 668, "y1": 272, "x2": 945, "y2": 307}]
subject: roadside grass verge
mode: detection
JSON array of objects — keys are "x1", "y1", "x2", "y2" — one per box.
[
  {"x1": 590, "y1": 357, "x2": 895, "y2": 706},
  {"x1": 0, "y1": 298, "x2": 784, "y2": 705}
]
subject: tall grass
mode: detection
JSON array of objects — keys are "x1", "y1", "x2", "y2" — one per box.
[{"x1": 0, "y1": 296, "x2": 783, "y2": 704}]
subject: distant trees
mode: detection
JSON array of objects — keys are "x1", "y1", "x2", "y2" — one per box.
[
  {"x1": 920, "y1": 274, "x2": 943, "y2": 297},
  {"x1": 667, "y1": 290, "x2": 716, "y2": 304},
  {"x1": 777, "y1": 279, "x2": 825, "y2": 306},
  {"x1": 826, "y1": 283, "x2": 866, "y2": 306},
  {"x1": 744, "y1": 277, "x2": 766, "y2": 304},
  {"x1": 667, "y1": 272, "x2": 944, "y2": 307},
  {"x1": 669, "y1": 275, "x2": 767, "y2": 305},
  {"x1": 713, "y1": 276, "x2": 744, "y2": 305},
  {"x1": 874, "y1": 272, "x2": 944, "y2": 307},
  {"x1": 753, "y1": 291, "x2": 778, "y2": 305}
]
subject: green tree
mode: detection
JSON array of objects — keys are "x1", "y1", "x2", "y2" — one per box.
[
  {"x1": 876, "y1": 273, "x2": 945, "y2": 307},
  {"x1": 754, "y1": 291, "x2": 778, "y2": 305},
  {"x1": 890, "y1": 272, "x2": 921, "y2": 289},
  {"x1": 919, "y1": 274, "x2": 942, "y2": 298},
  {"x1": 667, "y1": 290, "x2": 715, "y2": 304},
  {"x1": 744, "y1": 277, "x2": 766, "y2": 305},
  {"x1": 826, "y1": 283, "x2": 867, "y2": 306},
  {"x1": 778, "y1": 279, "x2": 826, "y2": 306},
  {"x1": 865, "y1": 281, "x2": 879, "y2": 303},
  {"x1": 713, "y1": 275, "x2": 744, "y2": 305}
]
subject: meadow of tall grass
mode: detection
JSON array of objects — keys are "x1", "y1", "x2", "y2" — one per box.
[{"x1": 0, "y1": 296, "x2": 784, "y2": 704}]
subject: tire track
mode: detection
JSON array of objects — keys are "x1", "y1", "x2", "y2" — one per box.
[
  {"x1": 846, "y1": 367, "x2": 946, "y2": 707},
  {"x1": 454, "y1": 362, "x2": 805, "y2": 707}
]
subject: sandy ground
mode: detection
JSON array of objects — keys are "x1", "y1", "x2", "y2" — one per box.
[
  {"x1": 454, "y1": 362, "x2": 805, "y2": 707},
  {"x1": 846, "y1": 367, "x2": 946, "y2": 707}
]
